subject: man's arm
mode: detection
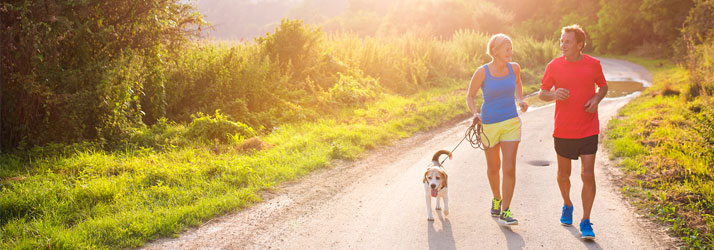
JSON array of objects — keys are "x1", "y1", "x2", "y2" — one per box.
[
  {"x1": 539, "y1": 88, "x2": 570, "y2": 102},
  {"x1": 584, "y1": 85, "x2": 608, "y2": 113},
  {"x1": 538, "y1": 89, "x2": 555, "y2": 102}
]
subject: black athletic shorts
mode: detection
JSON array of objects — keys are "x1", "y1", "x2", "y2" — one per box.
[{"x1": 554, "y1": 134, "x2": 598, "y2": 160}]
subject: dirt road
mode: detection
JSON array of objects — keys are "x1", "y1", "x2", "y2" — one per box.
[{"x1": 143, "y1": 58, "x2": 676, "y2": 249}]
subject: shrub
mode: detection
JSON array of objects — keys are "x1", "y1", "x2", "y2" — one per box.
[
  {"x1": 185, "y1": 111, "x2": 256, "y2": 143},
  {"x1": 329, "y1": 70, "x2": 381, "y2": 106},
  {"x1": 0, "y1": 0, "x2": 203, "y2": 150},
  {"x1": 256, "y1": 19, "x2": 324, "y2": 79}
]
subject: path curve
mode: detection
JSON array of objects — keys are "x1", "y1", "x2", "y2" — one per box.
[{"x1": 142, "y1": 58, "x2": 676, "y2": 250}]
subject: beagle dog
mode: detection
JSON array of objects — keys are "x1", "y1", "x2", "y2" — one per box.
[{"x1": 423, "y1": 149, "x2": 452, "y2": 221}]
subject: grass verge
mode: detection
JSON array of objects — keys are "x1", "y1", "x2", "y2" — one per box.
[
  {"x1": 0, "y1": 78, "x2": 473, "y2": 249},
  {"x1": 605, "y1": 56, "x2": 714, "y2": 248}
]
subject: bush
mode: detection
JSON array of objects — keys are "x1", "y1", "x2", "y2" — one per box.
[
  {"x1": 128, "y1": 118, "x2": 187, "y2": 149},
  {"x1": 256, "y1": 19, "x2": 325, "y2": 79},
  {"x1": 0, "y1": 0, "x2": 203, "y2": 150},
  {"x1": 185, "y1": 111, "x2": 256, "y2": 143},
  {"x1": 329, "y1": 70, "x2": 381, "y2": 106}
]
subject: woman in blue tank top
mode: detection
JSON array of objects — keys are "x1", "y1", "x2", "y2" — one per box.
[{"x1": 465, "y1": 34, "x2": 528, "y2": 225}]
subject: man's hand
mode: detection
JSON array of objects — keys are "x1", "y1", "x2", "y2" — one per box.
[
  {"x1": 554, "y1": 88, "x2": 570, "y2": 101},
  {"x1": 472, "y1": 113, "x2": 481, "y2": 126},
  {"x1": 584, "y1": 96, "x2": 600, "y2": 113}
]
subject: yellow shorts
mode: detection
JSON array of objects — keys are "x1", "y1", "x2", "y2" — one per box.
[{"x1": 481, "y1": 117, "x2": 521, "y2": 148}]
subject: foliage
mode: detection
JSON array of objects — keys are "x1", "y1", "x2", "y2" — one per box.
[
  {"x1": 606, "y1": 59, "x2": 714, "y2": 248},
  {"x1": 682, "y1": 0, "x2": 714, "y2": 45},
  {"x1": 640, "y1": 0, "x2": 694, "y2": 45},
  {"x1": 0, "y1": 81, "x2": 467, "y2": 249},
  {"x1": 328, "y1": 69, "x2": 382, "y2": 106},
  {"x1": 256, "y1": 19, "x2": 325, "y2": 79},
  {"x1": 185, "y1": 111, "x2": 256, "y2": 143},
  {"x1": 591, "y1": 0, "x2": 650, "y2": 54},
  {"x1": 0, "y1": 0, "x2": 204, "y2": 150},
  {"x1": 163, "y1": 42, "x2": 286, "y2": 130}
]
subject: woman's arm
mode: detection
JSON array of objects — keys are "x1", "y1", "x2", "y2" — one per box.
[
  {"x1": 512, "y1": 63, "x2": 528, "y2": 112},
  {"x1": 466, "y1": 67, "x2": 486, "y2": 124}
]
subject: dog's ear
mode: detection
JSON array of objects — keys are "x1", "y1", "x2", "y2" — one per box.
[
  {"x1": 440, "y1": 170, "x2": 448, "y2": 188},
  {"x1": 423, "y1": 171, "x2": 428, "y2": 183}
]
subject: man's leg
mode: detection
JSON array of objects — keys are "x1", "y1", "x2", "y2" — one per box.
[
  {"x1": 580, "y1": 154, "x2": 597, "y2": 220},
  {"x1": 556, "y1": 154, "x2": 573, "y2": 206},
  {"x1": 500, "y1": 141, "x2": 519, "y2": 210}
]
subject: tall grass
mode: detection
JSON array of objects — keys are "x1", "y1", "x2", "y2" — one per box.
[{"x1": 162, "y1": 27, "x2": 558, "y2": 134}]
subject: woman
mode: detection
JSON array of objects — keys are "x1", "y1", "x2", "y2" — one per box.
[{"x1": 466, "y1": 33, "x2": 528, "y2": 225}]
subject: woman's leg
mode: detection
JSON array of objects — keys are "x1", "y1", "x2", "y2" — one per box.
[
  {"x1": 484, "y1": 143, "x2": 502, "y2": 200},
  {"x1": 499, "y1": 141, "x2": 519, "y2": 210}
]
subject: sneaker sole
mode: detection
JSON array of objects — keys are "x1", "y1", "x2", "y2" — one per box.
[
  {"x1": 498, "y1": 220, "x2": 519, "y2": 226},
  {"x1": 491, "y1": 213, "x2": 500, "y2": 217},
  {"x1": 581, "y1": 235, "x2": 595, "y2": 240},
  {"x1": 561, "y1": 222, "x2": 572, "y2": 226}
]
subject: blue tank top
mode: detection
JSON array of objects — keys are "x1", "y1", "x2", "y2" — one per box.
[{"x1": 480, "y1": 63, "x2": 518, "y2": 124}]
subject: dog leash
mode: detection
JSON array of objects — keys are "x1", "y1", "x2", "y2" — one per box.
[{"x1": 440, "y1": 121, "x2": 490, "y2": 165}]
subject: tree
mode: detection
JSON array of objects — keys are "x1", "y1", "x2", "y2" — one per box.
[
  {"x1": 0, "y1": 0, "x2": 204, "y2": 150},
  {"x1": 640, "y1": 0, "x2": 694, "y2": 44},
  {"x1": 591, "y1": 0, "x2": 650, "y2": 54}
]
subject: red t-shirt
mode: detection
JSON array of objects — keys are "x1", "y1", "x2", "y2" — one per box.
[{"x1": 541, "y1": 54, "x2": 607, "y2": 139}]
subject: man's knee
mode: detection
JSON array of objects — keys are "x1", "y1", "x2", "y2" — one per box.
[
  {"x1": 557, "y1": 172, "x2": 570, "y2": 182},
  {"x1": 581, "y1": 171, "x2": 595, "y2": 182}
]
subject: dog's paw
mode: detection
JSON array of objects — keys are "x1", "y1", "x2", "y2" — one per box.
[
  {"x1": 444, "y1": 209, "x2": 449, "y2": 216},
  {"x1": 435, "y1": 206, "x2": 441, "y2": 210},
  {"x1": 427, "y1": 216, "x2": 434, "y2": 221}
]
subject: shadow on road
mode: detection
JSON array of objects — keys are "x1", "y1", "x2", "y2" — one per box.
[
  {"x1": 498, "y1": 221, "x2": 525, "y2": 250},
  {"x1": 564, "y1": 225, "x2": 603, "y2": 249},
  {"x1": 428, "y1": 213, "x2": 456, "y2": 250}
]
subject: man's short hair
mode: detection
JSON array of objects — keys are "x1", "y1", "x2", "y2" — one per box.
[{"x1": 561, "y1": 24, "x2": 587, "y2": 47}]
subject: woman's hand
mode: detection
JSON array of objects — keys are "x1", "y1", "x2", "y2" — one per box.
[
  {"x1": 519, "y1": 100, "x2": 529, "y2": 112},
  {"x1": 472, "y1": 113, "x2": 482, "y2": 126}
]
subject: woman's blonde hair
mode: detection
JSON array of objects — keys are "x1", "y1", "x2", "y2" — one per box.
[{"x1": 487, "y1": 33, "x2": 512, "y2": 58}]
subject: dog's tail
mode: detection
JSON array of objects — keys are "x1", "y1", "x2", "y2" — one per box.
[{"x1": 431, "y1": 149, "x2": 452, "y2": 163}]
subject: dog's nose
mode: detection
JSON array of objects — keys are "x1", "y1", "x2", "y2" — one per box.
[{"x1": 430, "y1": 184, "x2": 436, "y2": 189}]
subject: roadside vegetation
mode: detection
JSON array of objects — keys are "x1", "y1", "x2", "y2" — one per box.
[
  {"x1": 0, "y1": 1, "x2": 558, "y2": 248},
  {"x1": 1, "y1": 0, "x2": 712, "y2": 249},
  {"x1": 606, "y1": 45, "x2": 714, "y2": 249},
  {"x1": 0, "y1": 82, "x2": 471, "y2": 249}
]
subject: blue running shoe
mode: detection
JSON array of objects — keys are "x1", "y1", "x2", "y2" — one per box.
[
  {"x1": 580, "y1": 219, "x2": 595, "y2": 239},
  {"x1": 560, "y1": 204, "x2": 573, "y2": 225}
]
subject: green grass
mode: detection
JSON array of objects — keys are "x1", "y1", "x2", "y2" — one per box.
[
  {"x1": 0, "y1": 25, "x2": 555, "y2": 249},
  {"x1": 0, "y1": 79, "x2": 471, "y2": 249},
  {"x1": 605, "y1": 57, "x2": 714, "y2": 248}
]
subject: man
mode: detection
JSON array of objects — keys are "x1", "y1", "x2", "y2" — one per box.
[{"x1": 538, "y1": 24, "x2": 608, "y2": 240}]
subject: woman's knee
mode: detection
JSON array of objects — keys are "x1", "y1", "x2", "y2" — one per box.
[
  {"x1": 502, "y1": 166, "x2": 516, "y2": 177},
  {"x1": 487, "y1": 164, "x2": 501, "y2": 175}
]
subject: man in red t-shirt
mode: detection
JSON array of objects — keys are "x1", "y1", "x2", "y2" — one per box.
[{"x1": 539, "y1": 24, "x2": 608, "y2": 240}]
